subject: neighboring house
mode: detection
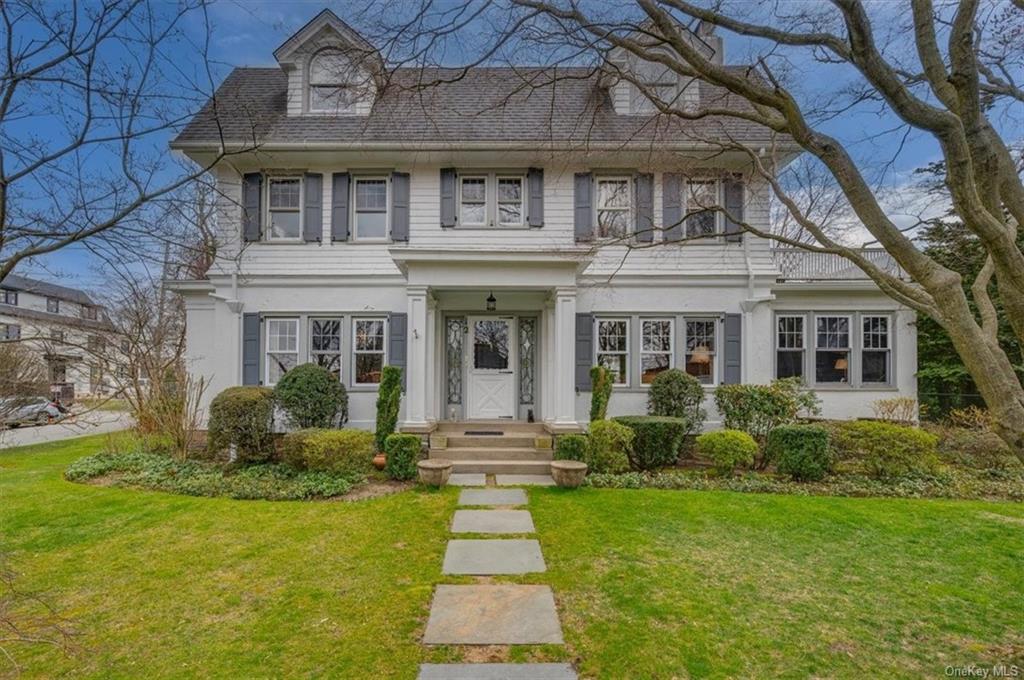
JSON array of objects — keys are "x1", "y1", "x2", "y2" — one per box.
[
  {"x1": 169, "y1": 10, "x2": 916, "y2": 433},
  {"x1": 0, "y1": 274, "x2": 120, "y2": 400}
]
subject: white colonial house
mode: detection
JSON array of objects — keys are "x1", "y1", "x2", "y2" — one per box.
[{"x1": 170, "y1": 10, "x2": 916, "y2": 446}]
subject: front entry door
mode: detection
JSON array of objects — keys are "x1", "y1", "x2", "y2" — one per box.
[{"x1": 467, "y1": 316, "x2": 516, "y2": 419}]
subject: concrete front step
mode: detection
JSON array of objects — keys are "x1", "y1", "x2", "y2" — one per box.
[
  {"x1": 431, "y1": 447, "x2": 553, "y2": 462},
  {"x1": 444, "y1": 434, "x2": 543, "y2": 449},
  {"x1": 451, "y1": 460, "x2": 552, "y2": 475},
  {"x1": 436, "y1": 420, "x2": 547, "y2": 434}
]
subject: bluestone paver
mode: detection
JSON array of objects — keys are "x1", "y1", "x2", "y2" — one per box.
[
  {"x1": 494, "y1": 474, "x2": 556, "y2": 486},
  {"x1": 423, "y1": 584, "x2": 563, "y2": 644},
  {"x1": 458, "y1": 488, "x2": 528, "y2": 506},
  {"x1": 418, "y1": 663, "x2": 577, "y2": 679},
  {"x1": 451, "y1": 509, "x2": 535, "y2": 534},
  {"x1": 448, "y1": 473, "x2": 487, "y2": 486},
  {"x1": 443, "y1": 539, "x2": 546, "y2": 575}
]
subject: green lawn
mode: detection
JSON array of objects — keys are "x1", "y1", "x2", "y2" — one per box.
[{"x1": 2, "y1": 437, "x2": 1022, "y2": 678}]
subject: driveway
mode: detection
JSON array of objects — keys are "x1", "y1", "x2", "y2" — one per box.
[{"x1": 0, "y1": 411, "x2": 132, "y2": 449}]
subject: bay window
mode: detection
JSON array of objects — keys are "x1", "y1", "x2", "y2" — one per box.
[
  {"x1": 776, "y1": 315, "x2": 805, "y2": 380},
  {"x1": 266, "y1": 318, "x2": 299, "y2": 385},
  {"x1": 310, "y1": 318, "x2": 342, "y2": 380},
  {"x1": 353, "y1": 177, "x2": 388, "y2": 240},
  {"x1": 640, "y1": 318, "x2": 673, "y2": 384},
  {"x1": 596, "y1": 177, "x2": 631, "y2": 238},
  {"x1": 685, "y1": 319, "x2": 717, "y2": 384},
  {"x1": 595, "y1": 318, "x2": 629, "y2": 385},
  {"x1": 815, "y1": 315, "x2": 851, "y2": 383},
  {"x1": 353, "y1": 318, "x2": 386, "y2": 385},
  {"x1": 861, "y1": 315, "x2": 891, "y2": 384},
  {"x1": 267, "y1": 178, "x2": 302, "y2": 240}
]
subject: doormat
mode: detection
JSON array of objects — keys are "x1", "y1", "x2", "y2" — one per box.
[{"x1": 464, "y1": 430, "x2": 504, "y2": 436}]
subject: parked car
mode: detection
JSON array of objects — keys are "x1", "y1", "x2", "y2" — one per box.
[{"x1": 1, "y1": 397, "x2": 67, "y2": 428}]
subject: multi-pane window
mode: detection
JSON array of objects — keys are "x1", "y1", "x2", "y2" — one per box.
[
  {"x1": 596, "y1": 178, "x2": 631, "y2": 239},
  {"x1": 460, "y1": 177, "x2": 487, "y2": 225},
  {"x1": 685, "y1": 179, "x2": 718, "y2": 238},
  {"x1": 81, "y1": 305, "x2": 98, "y2": 320},
  {"x1": 354, "y1": 178, "x2": 388, "y2": 240},
  {"x1": 815, "y1": 315, "x2": 851, "y2": 383},
  {"x1": 47, "y1": 297, "x2": 60, "y2": 313},
  {"x1": 50, "y1": 360, "x2": 66, "y2": 383},
  {"x1": 776, "y1": 316, "x2": 805, "y2": 380},
  {"x1": 497, "y1": 177, "x2": 524, "y2": 226},
  {"x1": 640, "y1": 319, "x2": 673, "y2": 384},
  {"x1": 861, "y1": 316, "x2": 890, "y2": 384},
  {"x1": 596, "y1": 319, "x2": 629, "y2": 385},
  {"x1": 266, "y1": 318, "x2": 299, "y2": 385},
  {"x1": 88, "y1": 336, "x2": 104, "y2": 354},
  {"x1": 310, "y1": 318, "x2": 342, "y2": 380},
  {"x1": 52, "y1": 329, "x2": 65, "y2": 344},
  {"x1": 353, "y1": 318, "x2": 386, "y2": 385},
  {"x1": 685, "y1": 319, "x2": 717, "y2": 384},
  {"x1": 267, "y1": 178, "x2": 302, "y2": 240},
  {"x1": 309, "y1": 50, "x2": 357, "y2": 113},
  {"x1": 0, "y1": 323, "x2": 20, "y2": 341},
  {"x1": 1, "y1": 289, "x2": 16, "y2": 305},
  {"x1": 631, "y1": 80, "x2": 678, "y2": 114}
]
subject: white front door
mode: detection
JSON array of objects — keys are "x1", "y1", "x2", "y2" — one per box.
[{"x1": 467, "y1": 316, "x2": 516, "y2": 419}]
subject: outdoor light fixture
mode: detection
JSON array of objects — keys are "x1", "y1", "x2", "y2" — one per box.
[{"x1": 486, "y1": 291, "x2": 497, "y2": 311}]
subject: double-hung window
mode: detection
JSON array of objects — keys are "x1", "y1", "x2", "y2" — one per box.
[
  {"x1": 457, "y1": 173, "x2": 526, "y2": 227},
  {"x1": 815, "y1": 315, "x2": 851, "y2": 383},
  {"x1": 596, "y1": 178, "x2": 631, "y2": 239},
  {"x1": 267, "y1": 178, "x2": 302, "y2": 240},
  {"x1": 310, "y1": 318, "x2": 343, "y2": 380},
  {"x1": 266, "y1": 318, "x2": 299, "y2": 386},
  {"x1": 47, "y1": 297, "x2": 60, "y2": 313},
  {"x1": 776, "y1": 316, "x2": 805, "y2": 380},
  {"x1": 1, "y1": 289, "x2": 16, "y2": 305},
  {"x1": 309, "y1": 50, "x2": 357, "y2": 113},
  {"x1": 685, "y1": 319, "x2": 717, "y2": 384},
  {"x1": 640, "y1": 319, "x2": 673, "y2": 384},
  {"x1": 82, "y1": 305, "x2": 98, "y2": 320},
  {"x1": 353, "y1": 177, "x2": 388, "y2": 240},
  {"x1": 353, "y1": 318, "x2": 386, "y2": 385},
  {"x1": 685, "y1": 179, "x2": 719, "y2": 238},
  {"x1": 861, "y1": 315, "x2": 891, "y2": 384},
  {"x1": 0, "y1": 323, "x2": 19, "y2": 341},
  {"x1": 595, "y1": 318, "x2": 629, "y2": 385},
  {"x1": 459, "y1": 176, "x2": 488, "y2": 226},
  {"x1": 53, "y1": 329, "x2": 65, "y2": 344},
  {"x1": 496, "y1": 177, "x2": 524, "y2": 226}
]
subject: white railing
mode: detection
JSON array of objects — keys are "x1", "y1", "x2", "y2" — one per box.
[{"x1": 772, "y1": 247, "x2": 905, "y2": 281}]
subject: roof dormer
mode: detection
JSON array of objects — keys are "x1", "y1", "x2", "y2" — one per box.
[{"x1": 273, "y1": 9, "x2": 383, "y2": 117}]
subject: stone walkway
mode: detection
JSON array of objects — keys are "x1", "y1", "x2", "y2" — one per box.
[{"x1": 419, "y1": 484, "x2": 576, "y2": 679}]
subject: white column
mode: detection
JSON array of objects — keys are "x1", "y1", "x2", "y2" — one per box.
[
  {"x1": 541, "y1": 297, "x2": 556, "y2": 423},
  {"x1": 553, "y1": 286, "x2": 578, "y2": 426},
  {"x1": 404, "y1": 285, "x2": 429, "y2": 428},
  {"x1": 425, "y1": 294, "x2": 438, "y2": 423}
]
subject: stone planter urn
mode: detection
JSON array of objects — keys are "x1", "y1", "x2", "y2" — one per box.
[
  {"x1": 417, "y1": 459, "x2": 453, "y2": 487},
  {"x1": 550, "y1": 460, "x2": 587, "y2": 488}
]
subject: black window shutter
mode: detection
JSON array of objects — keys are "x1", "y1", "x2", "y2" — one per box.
[
  {"x1": 388, "y1": 313, "x2": 408, "y2": 390},
  {"x1": 663, "y1": 173, "x2": 683, "y2": 242},
  {"x1": 391, "y1": 172, "x2": 410, "y2": 242},
  {"x1": 440, "y1": 168, "x2": 456, "y2": 228},
  {"x1": 242, "y1": 313, "x2": 261, "y2": 386},
  {"x1": 574, "y1": 172, "x2": 593, "y2": 242},
  {"x1": 724, "y1": 176, "x2": 744, "y2": 242},
  {"x1": 724, "y1": 313, "x2": 742, "y2": 384},
  {"x1": 242, "y1": 173, "x2": 262, "y2": 242},
  {"x1": 331, "y1": 172, "x2": 350, "y2": 242},
  {"x1": 303, "y1": 173, "x2": 323, "y2": 243},
  {"x1": 635, "y1": 173, "x2": 654, "y2": 242},
  {"x1": 575, "y1": 313, "x2": 594, "y2": 390},
  {"x1": 527, "y1": 167, "x2": 544, "y2": 228}
]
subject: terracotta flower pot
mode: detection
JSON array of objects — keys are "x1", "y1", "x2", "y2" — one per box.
[
  {"x1": 372, "y1": 453, "x2": 387, "y2": 470},
  {"x1": 417, "y1": 459, "x2": 453, "y2": 487},
  {"x1": 550, "y1": 460, "x2": 587, "y2": 488}
]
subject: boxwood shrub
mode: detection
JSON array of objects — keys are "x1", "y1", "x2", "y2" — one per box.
[
  {"x1": 587, "y1": 419, "x2": 633, "y2": 474},
  {"x1": 696, "y1": 429, "x2": 757, "y2": 476},
  {"x1": 766, "y1": 424, "x2": 832, "y2": 481},
  {"x1": 612, "y1": 415, "x2": 688, "y2": 470},
  {"x1": 555, "y1": 433, "x2": 590, "y2": 463},
  {"x1": 833, "y1": 420, "x2": 939, "y2": 479},
  {"x1": 385, "y1": 433, "x2": 422, "y2": 481},
  {"x1": 273, "y1": 363, "x2": 348, "y2": 429},
  {"x1": 207, "y1": 386, "x2": 275, "y2": 463},
  {"x1": 280, "y1": 428, "x2": 375, "y2": 476}
]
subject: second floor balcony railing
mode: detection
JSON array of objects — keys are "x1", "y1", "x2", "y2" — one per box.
[{"x1": 772, "y1": 247, "x2": 906, "y2": 282}]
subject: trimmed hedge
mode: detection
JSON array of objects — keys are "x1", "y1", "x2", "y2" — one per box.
[
  {"x1": 766, "y1": 424, "x2": 832, "y2": 481},
  {"x1": 696, "y1": 429, "x2": 757, "y2": 476},
  {"x1": 587, "y1": 419, "x2": 633, "y2": 474},
  {"x1": 280, "y1": 428, "x2": 375, "y2": 476},
  {"x1": 206, "y1": 386, "x2": 275, "y2": 463},
  {"x1": 375, "y1": 366, "x2": 403, "y2": 453},
  {"x1": 385, "y1": 433, "x2": 421, "y2": 481},
  {"x1": 589, "y1": 365, "x2": 613, "y2": 421},
  {"x1": 555, "y1": 433, "x2": 590, "y2": 463},
  {"x1": 273, "y1": 363, "x2": 348, "y2": 428},
  {"x1": 833, "y1": 420, "x2": 939, "y2": 479},
  {"x1": 612, "y1": 415, "x2": 688, "y2": 470}
]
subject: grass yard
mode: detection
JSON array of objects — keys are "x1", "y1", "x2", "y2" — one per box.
[{"x1": 2, "y1": 436, "x2": 1022, "y2": 678}]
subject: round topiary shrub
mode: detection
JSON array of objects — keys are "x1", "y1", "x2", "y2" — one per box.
[
  {"x1": 555, "y1": 433, "x2": 590, "y2": 463},
  {"x1": 696, "y1": 429, "x2": 758, "y2": 476},
  {"x1": 385, "y1": 433, "x2": 422, "y2": 481},
  {"x1": 766, "y1": 424, "x2": 832, "y2": 481},
  {"x1": 648, "y1": 369, "x2": 706, "y2": 433},
  {"x1": 280, "y1": 428, "x2": 376, "y2": 476},
  {"x1": 587, "y1": 419, "x2": 633, "y2": 474},
  {"x1": 833, "y1": 420, "x2": 939, "y2": 479},
  {"x1": 273, "y1": 363, "x2": 348, "y2": 429},
  {"x1": 612, "y1": 415, "x2": 688, "y2": 470},
  {"x1": 207, "y1": 386, "x2": 276, "y2": 463}
]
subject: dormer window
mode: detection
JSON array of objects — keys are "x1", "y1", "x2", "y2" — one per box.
[{"x1": 309, "y1": 49, "x2": 358, "y2": 113}]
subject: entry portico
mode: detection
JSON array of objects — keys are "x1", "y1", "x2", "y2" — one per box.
[{"x1": 393, "y1": 247, "x2": 590, "y2": 432}]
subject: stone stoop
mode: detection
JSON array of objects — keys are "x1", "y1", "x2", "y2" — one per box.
[{"x1": 429, "y1": 421, "x2": 553, "y2": 475}]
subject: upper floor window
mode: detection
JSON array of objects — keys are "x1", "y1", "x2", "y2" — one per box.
[
  {"x1": 685, "y1": 179, "x2": 720, "y2": 238},
  {"x1": 47, "y1": 297, "x2": 60, "y2": 313},
  {"x1": 88, "y1": 335, "x2": 104, "y2": 354},
  {"x1": 1, "y1": 289, "x2": 16, "y2": 305},
  {"x1": 81, "y1": 305, "x2": 98, "y2": 320},
  {"x1": 353, "y1": 177, "x2": 388, "y2": 240},
  {"x1": 497, "y1": 177, "x2": 524, "y2": 226},
  {"x1": 267, "y1": 177, "x2": 302, "y2": 241},
  {"x1": 456, "y1": 173, "x2": 525, "y2": 228},
  {"x1": 631, "y1": 79, "x2": 677, "y2": 114},
  {"x1": 460, "y1": 176, "x2": 487, "y2": 226},
  {"x1": 596, "y1": 177, "x2": 631, "y2": 239},
  {"x1": 309, "y1": 50, "x2": 358, "y2": 113},
  {"x1": 52, "y1": 329, "x2": 65, "y2": 344},
  {"x1": 0, "y1": 323, "x2": 20, "y2": 341}
]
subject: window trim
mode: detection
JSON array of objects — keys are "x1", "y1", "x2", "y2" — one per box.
[
  {"x1": 814, "y1": 314, "x2": 852, "y2": 386},
  {"x1": 47, "y1": 297, "x2": 60, "y2": 314},
  {"x1": 775, "y1": 314, "x2": 806, "y2": 382},
  {"x1": 594, "y1": 176, "x2": 633, "y2": 239},
  {"x1": 684, "y1": 317, "x2": 718, "y2": 386},
  {"x1": 309, "y1": 317, "x2": 344, "y2": 382},
  {"x1": 307, "y1": 49, "x2": 357, "y2": 114},
  {"x1": 458, "y1": 175, "x2": 489, "y2": 227},
  {"x1": 861, "y1": 314, "x2": 892, "y2": 385},
  {"x1": 1, "y1": 289, "x2": 16, "y2": 305},
  {"x1": 352, "y1": 316, "x2": 388, "y2": 386},
  {"x1": 594, "y1": 317, "x2": 630, "y2": 386},
  {"x1": 684, "y1": 178, "x2": 722, "y2": 240},
  {"x1": 264, "y1": 317, "x2": 300, "y2": 387},
  {"x1": 639, "y1": 317, "x2": 674, "y2": 385},
  {"x1": 495, "y1": 175, "x2": 525, "y2": 227},
  {"x1": 265, "y1": 176, "x2": 304, "y2": 242},
  {"x1": 351, "y1": 175, "x2": 390, "y2": 242}
]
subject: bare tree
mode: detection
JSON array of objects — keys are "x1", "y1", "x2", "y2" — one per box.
[{"x1": 371, "y1": 0, "x2": 1024, "y2": 455}]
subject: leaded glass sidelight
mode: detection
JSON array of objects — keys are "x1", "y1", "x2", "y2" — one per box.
[
  {"x1": 519, "y1": 318, "x2": 536, "y2": 405},
  {"x1": 446, "y1": 317, "x2": 466, "y2": 405}
]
